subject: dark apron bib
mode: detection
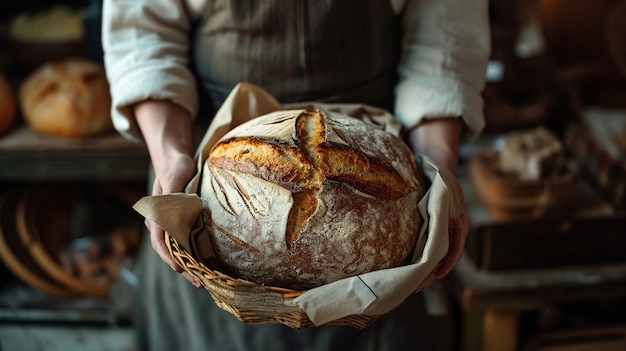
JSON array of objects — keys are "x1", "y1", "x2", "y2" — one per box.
[{"x1": 192, "y1": 0, "x2": 400, "y2": 113}]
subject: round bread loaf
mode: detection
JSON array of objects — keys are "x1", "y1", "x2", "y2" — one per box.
[
  {"x1": 201, "y1": 109, "x2": 425, "y2": 290},
  {"x1": 19, "y1": 58, "x2": 113, "y2": 138},
  {"x1": 0, "y1": 72, "x2": 16, "y2": 135}
]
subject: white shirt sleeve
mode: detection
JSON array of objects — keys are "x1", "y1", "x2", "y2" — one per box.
[
  {"x1": 395, "y1": 0, "x2": 491, "y2": 140},
  {"x1": 102, "y1": 0, "x2": 199, "y2": 143},
  {"x1": 103, "y1": 0, "x2": 490, "y2": 143}
]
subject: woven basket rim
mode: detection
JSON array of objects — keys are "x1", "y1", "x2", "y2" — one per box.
[{"x1": 165, "y1": 231, "x2": 394, "y2": 329}]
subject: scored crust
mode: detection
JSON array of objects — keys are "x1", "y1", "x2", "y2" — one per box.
[{"x1": 204, "y1": 109, "x2": 424, "y2": 290}]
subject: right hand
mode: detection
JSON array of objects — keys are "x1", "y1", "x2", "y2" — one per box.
[{"x1": 134, "y1": 100, "x2": 201, "y2": 287}]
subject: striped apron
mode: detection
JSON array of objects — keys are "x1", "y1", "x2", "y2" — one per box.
[{"x1": 192, "y1": 0, "x2": 400, "y2": 113}]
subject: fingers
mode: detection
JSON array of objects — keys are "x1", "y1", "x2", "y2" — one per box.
[
  {"x1": 431, "y1": 167, "x2": 470, "y2": 279},
  {"x1": 147, "y1": 180, "x2": 185, "y2": 271},
  {"x1": 145, "y1": 156, "x2": 202, "y2": 288},
  {"x1": 148, "y1": 222, "x2": 182, "y2": 273},
  {"x1": 435, "y1": 213, "x2": 469, "y2": 279},
  {"x1": 146, "y1": 219, "x2": 202, "y2": 288},
  {"x1": 182, "y1": 271, "x2": 202, "y2": 288}
]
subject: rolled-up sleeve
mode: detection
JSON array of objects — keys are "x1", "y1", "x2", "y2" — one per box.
[
  {"x1": 395, "y1": 0, "x2": 490, "y2": 140},
  {"x1": 102, "y1": 0, "x2": 198, "y2": 143}
]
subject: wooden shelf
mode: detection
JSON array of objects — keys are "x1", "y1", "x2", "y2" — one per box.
[
  {"x1": 453, "y1": 141, "x2": 626, "y2": 351},
  {"x1": 0, "y1": 124, "x2": 149, "y2": 181}
]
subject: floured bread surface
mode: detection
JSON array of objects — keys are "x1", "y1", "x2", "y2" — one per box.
[{"x1": 202, "y1": 109, "x2": 425, "y2": 290}]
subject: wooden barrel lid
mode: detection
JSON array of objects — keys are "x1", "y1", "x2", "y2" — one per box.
[{"x1": 15, "y1": 187, "x2": 110, "y2": 299}]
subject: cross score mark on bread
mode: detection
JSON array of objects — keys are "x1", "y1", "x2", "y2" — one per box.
[
  {"x1": 204, "y1": 109, "x2": 423, "y2": 289},
  {"x1": 208, "y1": 110, "x2": 415, "y2": 250}
]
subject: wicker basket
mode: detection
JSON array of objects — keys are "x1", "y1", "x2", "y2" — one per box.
[
  {"x1": 470, "y1": 148, "x2": 576, "y2": 220},
  {"x1": 164, "y1": 231, "x2": 420, "y2": 329}
]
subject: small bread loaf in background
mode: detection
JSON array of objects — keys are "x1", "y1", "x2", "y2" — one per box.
[
  {"x1": 19, "y1": 58, "x2": 113, "y2": 138},
  {"x1": 499, "y1": 126, "x2": 564, "y2": 180},
  {"x1": 202, "y1": 109, "x2": 425, "y2": 290},
  {"x1": 0, "y1": 72, "x2": 16, "y2": 135}
]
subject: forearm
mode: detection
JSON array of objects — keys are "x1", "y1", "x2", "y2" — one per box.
[
  {"x1": 102, "y1": 0, "x2": 198, "y2": 144},
  {"x1": 395, "y1": 0, "x2": 490, "y2": 141},
  {"x1": 407, "y1": 117, "x2": 463, "y2": 174},
  {"x1": 134, "y1": 100, "x2": 193, "y2": 176}
]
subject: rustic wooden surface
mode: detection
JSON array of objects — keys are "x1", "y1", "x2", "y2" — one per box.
[
  {"x1": 454, "y1": 228, "x2": 626, "y2": 351},
  {"x1": 0, "y1": 124, "x2": 149, "y2": 181},
  {"x1": 453, "y1": 140, "x2": 626, "y2": 351},
  {"x1": 454, "y1": 254, "x2": 626, "y2": 313}
]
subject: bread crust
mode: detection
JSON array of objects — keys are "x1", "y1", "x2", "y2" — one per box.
[{"x1": 203, "y1": 109, "x2": 425, "y2": 290}]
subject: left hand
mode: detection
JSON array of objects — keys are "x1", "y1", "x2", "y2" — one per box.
[{"x1": 407, "y1": 117, "x2": 469, "y2": 279}]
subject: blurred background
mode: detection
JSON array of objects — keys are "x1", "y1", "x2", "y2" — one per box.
[
  {"x1": 0, "y1": 1, "x2": 146, "y2": 350},
  {"x1": 0, "y1": 0, "x2": 625, "y2": 350}
]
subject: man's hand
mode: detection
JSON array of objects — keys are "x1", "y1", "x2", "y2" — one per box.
[
  {"x1": 408, "y1": 117, "x2": 469, "y2": 279},
  {"x1": 134, "y1": 100, "x2": 200, "y2": 287}
]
